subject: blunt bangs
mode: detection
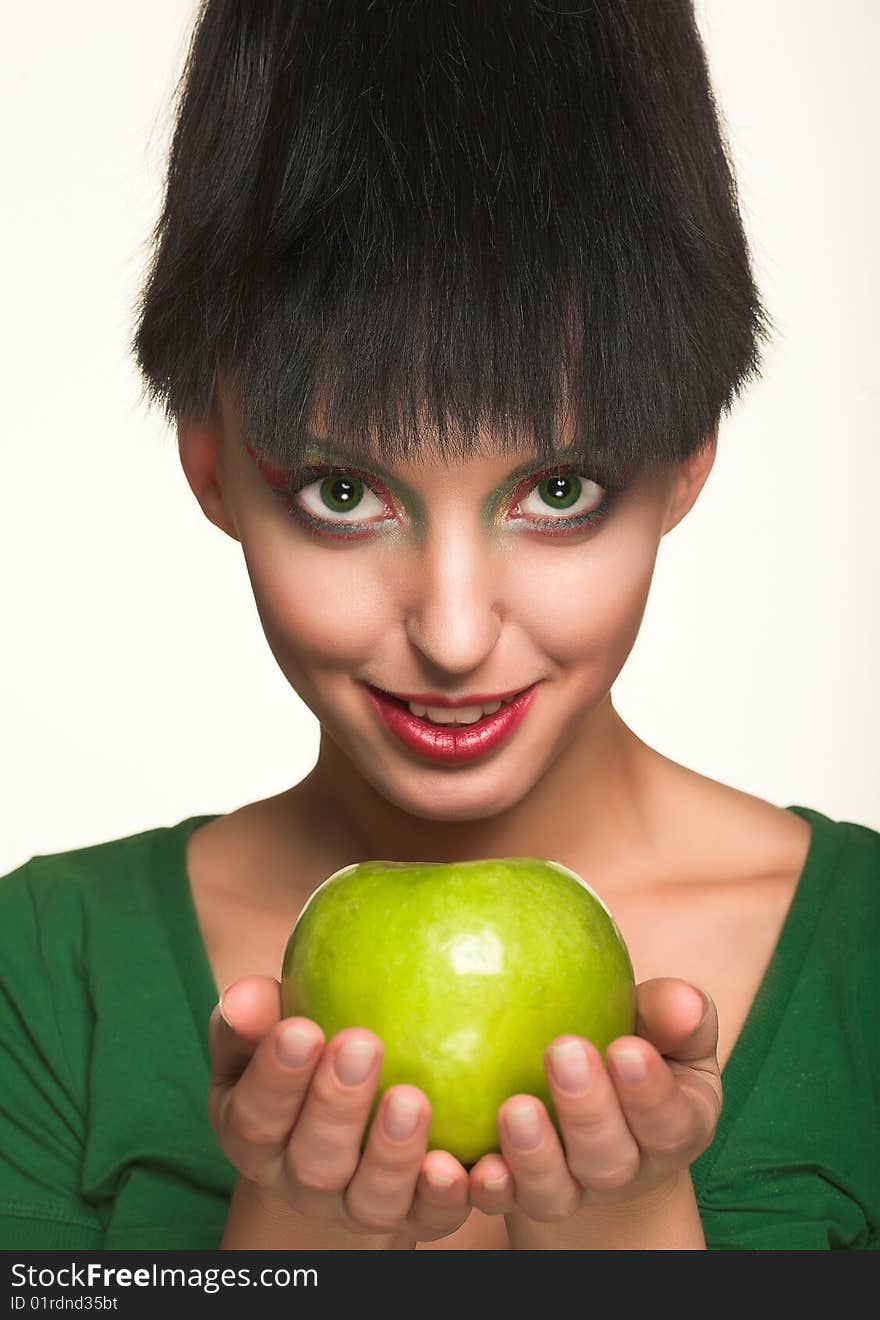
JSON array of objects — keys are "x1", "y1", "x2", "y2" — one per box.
[{"x1": 132, "y1": 0, "x2": 772, "y2": 487}]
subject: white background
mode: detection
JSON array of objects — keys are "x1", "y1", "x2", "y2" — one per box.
[{"x1": 2, "y1": 1, "x2": 877, "y2": 872}]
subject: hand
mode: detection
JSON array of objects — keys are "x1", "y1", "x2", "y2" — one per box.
[
  {"x1": 207, "y1": 976, "x2": 472, "y2": 1243},
  {"x1": 467, "y1": 977, "x2": 722, "y2": 1224}
]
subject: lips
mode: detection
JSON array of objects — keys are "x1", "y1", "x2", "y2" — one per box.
[{"x1": 365, "y1": 682, "x2": 539, "y2": 764}]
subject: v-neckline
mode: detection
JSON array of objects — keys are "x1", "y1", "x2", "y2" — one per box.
[
  {"x1": 689, "y1": 804, "x2": 848, "y2": 1197},
  {"x1": 153, "y1": 813, "x2": 223, "y2": 1073},
  {"x1": 154, "y1": 804, "x2": 846, "y2": 1159}
]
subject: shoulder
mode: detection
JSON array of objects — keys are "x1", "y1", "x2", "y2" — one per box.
[
  {"x1": 766, "y1": 801, "x2": 880, "y2": 1021},
  {"x1": 692, "y1": 779, "x2": 879, "y2": 927},
  {"x1": 797, "y1": 805, "x2": 880, "y2": 959},
  {"x1": 647, "y1": 764, "x2": 815, "y2": 887},
  {"x1": 1, "y1": 828, "x2": 137, "y2": 913},
  {"x1": 647, "y1": 769, "x2": 878, "y2": 945},
  {"x1": 782, "y1": 801, "x2": 880, "y2": 907},
  {"x1": 832, "y1": 811, "x2": 880, "y2": 871},
  {"x1": 0, "y1": 817, "x2": 208, "y2": 954},
  {"x1": 0, "y1": 815, "x2": 217, "y2": 1073}
]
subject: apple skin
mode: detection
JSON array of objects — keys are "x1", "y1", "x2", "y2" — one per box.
[{"x1": 281, "y1": 856, "x2": 636, "y2": 1167}]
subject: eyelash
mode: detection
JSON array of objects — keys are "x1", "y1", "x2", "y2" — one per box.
[{"x1": 276, "y1": 463, "x2": 624, "y2": 541}]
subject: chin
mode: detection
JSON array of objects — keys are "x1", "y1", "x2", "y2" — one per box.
[{"x1": 366, "y1": 758, "x2": 542, "y2": 825}]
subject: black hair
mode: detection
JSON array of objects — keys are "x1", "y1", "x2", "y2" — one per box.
[{"x1": 131, "y1": 0, "x2": 772, "y2": 487}]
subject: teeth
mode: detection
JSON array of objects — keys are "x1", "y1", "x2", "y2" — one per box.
[{"x1": 407, "y1": 699, "x2": 505, "y2": 725}]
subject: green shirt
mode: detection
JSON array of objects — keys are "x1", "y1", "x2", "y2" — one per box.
[{"x1": 0, "y1": 805, "x2": 877, "y2": 1250}]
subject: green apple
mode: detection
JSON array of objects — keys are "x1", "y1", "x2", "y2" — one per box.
[{"x1": 281, "y1": 856, "x2": 636, "y2": 1167}]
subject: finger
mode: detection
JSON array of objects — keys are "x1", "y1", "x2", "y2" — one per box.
[
  {"x1": 281, "y1": 1027, "x2": 385, "y2": 1212},
  {"x1": 631, "y1": 978, "x2": 722, "y2": 1129},
  {"x1": 211, "y1": 1012, "x2": 326, "y2": 1185},
  {"x1": 543, "y1": 1037, "x2": 643, "y2": 1194},
  {"x1": 407, "y1": 1152, "x2": 473, "y2": 1240},
  {"x1": 347, "y1": 1103, "x2": 471, "y2": 1241},
  {"x1": 340, "y1": 1084, "x2": 435, "y2": 1233},
  {"x1": 468, "y1": 1154, "x2": 517, "y2": 1216},
  {"x1": 208, "y1": 976, "x2": 285, "y2": 1083},
  {"x1": 634, "y1": 978, "x2": 718, "y2": 1065},
  {"x1": 494, "y1": 1095, "x2": 583, "y2": 1223},
  {"x1": 605, "y1": 1034, "x2": 719, "y2": 1170}
]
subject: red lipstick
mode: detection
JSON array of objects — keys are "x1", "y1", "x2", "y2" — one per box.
[{"x1": 365, "y1": 683, "x2": 539, "y2": 764}]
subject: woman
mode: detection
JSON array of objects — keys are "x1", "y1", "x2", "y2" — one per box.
[{"x1": 0, "y1": 1, "x2": 876, "y2": 1250}]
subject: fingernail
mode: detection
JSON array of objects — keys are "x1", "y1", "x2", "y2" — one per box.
[
  {"x1": 611, "y1": 1045, "x2": 647, "y2": 1084},
  {"x1": 334, "y1": 1039, "x2": 377, "y2": 1085},
  {"x1": 548, "y1": 1040, "x2": 591, "y2": 1094},
  {"x1": 506, "y1": 1101, "x2": 542, "y2": 1151},
  {"x1": 426, "y1": 1168, "x2": 455, "y2": 1191},
  {"x1": 687, "y1": 984, "x2": 709, "y2": 1026},
  {"x1": 383, "y1": 1092, "x2": 421, "y2": 1140},
  {"x1": 217, "y1": 989, "x2": 233, "y2": 1028},
  {"x1": 276, "y1": 1025, "x2": 319, "y2": 1070}
]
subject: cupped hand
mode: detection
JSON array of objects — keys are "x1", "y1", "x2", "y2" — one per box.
[
  {"x1": 207, "y1": 976, "x2": 472, "y2": 1243},
  {"x1": 467, "y1": 977, "x2": 722, "y2": 1223}
]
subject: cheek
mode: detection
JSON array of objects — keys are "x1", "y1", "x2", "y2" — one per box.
[
  {"x1": 241, "y1": 537, "x2": 391, "y2": 667},
  {"x1": 517, "y1": 524, "x2": 660, "y2": 667}
]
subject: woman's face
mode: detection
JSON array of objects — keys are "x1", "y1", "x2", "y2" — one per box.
[{"x1": 182, "y1": 380, "x2": 715, "y2": 825}]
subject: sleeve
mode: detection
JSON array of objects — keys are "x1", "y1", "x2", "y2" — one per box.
[{"x1": 0, "y1": 860, "x2": 105, "y2": 1248}]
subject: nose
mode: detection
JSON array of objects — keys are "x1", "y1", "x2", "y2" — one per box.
[{"x1": 403, "y1": 517, "x2": 504, "y2": 673}]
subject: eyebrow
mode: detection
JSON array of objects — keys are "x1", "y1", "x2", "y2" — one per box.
[{"x1": 297, "y1": 437, "x2": 583, "y2": 491}]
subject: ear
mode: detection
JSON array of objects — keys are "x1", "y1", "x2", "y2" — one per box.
[
  {"x1": 661, "y1": 424, "x2": 718, "y2": 536},
  {"x1": 177, "y1": 420, "x2": 241, "y2": 542}
]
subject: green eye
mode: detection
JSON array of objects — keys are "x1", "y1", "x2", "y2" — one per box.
[
  {"x1": 318, "y1": 474, "x2": 366, "y2": 514},
  {"x1": 510, "y1": 470, "x2": 616, "y2": 536},
  {"x1": 536, "y1": 475, "x2": 583, "y2": 511},
  {"x1": 282, "y1": 466, "x2": 393, "y2": 537}
]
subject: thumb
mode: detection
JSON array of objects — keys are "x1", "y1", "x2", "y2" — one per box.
[
  {"x1": 634, "y1": 976, "x2": 719, "y2": 1066},
  {"x1": 208, "y1": 975, "x2": 283, "y2": 1085}
]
